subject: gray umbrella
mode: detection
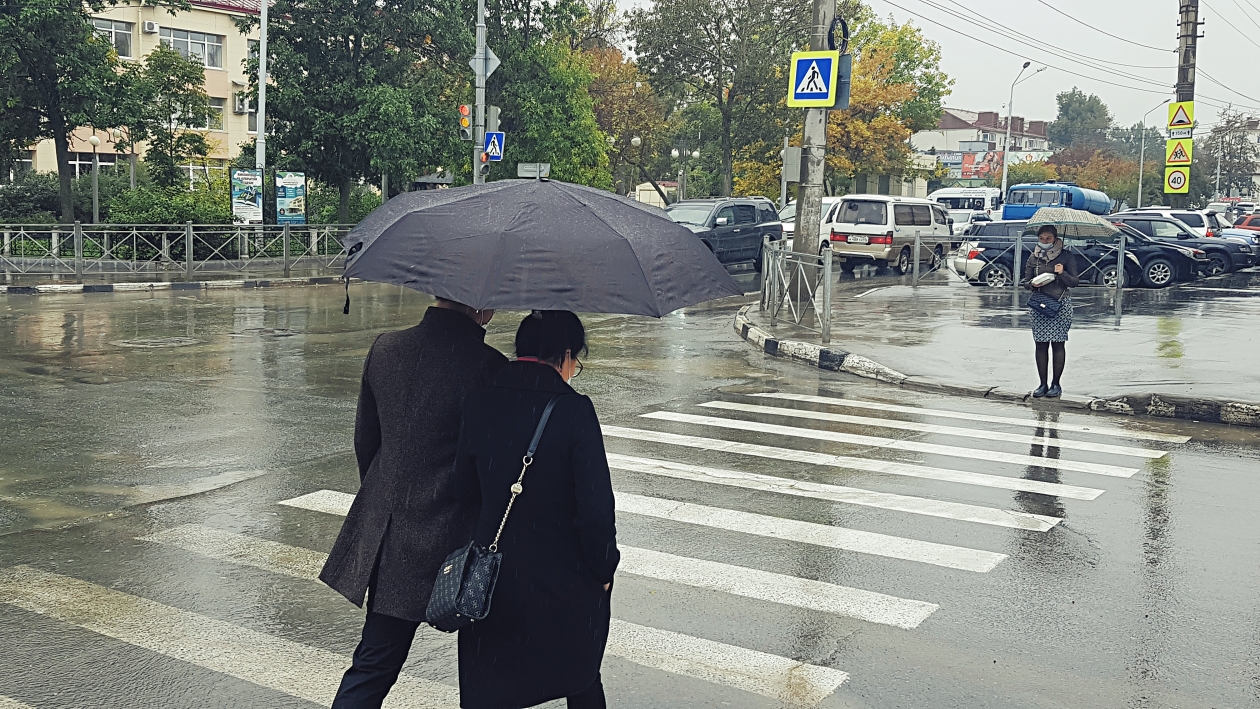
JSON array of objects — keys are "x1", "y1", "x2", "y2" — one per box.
[
  {"x1": 342, "y1": 179, "x2": 742, "y2": 317},
  {"x1": 1024, "y1": 207, "x2": 1121, "y2": 239}
]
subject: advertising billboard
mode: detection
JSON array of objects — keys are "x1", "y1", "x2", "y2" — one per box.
[
  {"x1": 936, "y1": 151, "x2": 1053, "y2": 180},
  {"x1": 231, "y1": 169, "x2": 263, "y2": 224},
  {"x1": 275, "y1": 171, "x2": 307, "y2": 225}
]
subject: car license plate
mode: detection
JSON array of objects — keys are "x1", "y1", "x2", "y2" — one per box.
[{"x1": 848, "y1": 235, "x2": 869, "y2": 244}]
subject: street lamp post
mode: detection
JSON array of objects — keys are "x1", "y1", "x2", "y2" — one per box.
[
  {"x1": 671, "y1": 145, "x2": 700, "y2": 201},
  {"x1": 87, "y1": 135, "x2": 101, "y2": 224},
  {"x1": 1137, "y1": 99, "x2": 1171, "y2": 209},
  {"x1": 999, "y1": 62, "x2": 1044, "y2": 201}
]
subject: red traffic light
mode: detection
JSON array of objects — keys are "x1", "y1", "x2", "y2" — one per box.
[
  {"x1": 458, "y1": 104, "x2": 471, "y2": 116},
  {"x1": 480, "y1": 152, "x2": 489, "y2": 163}
]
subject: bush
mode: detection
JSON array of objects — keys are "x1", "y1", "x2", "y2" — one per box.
[
  {"x1": 0, "y1": 171, "x2": 61, "y2": 223},
  {"x1": 108, "y1": 179, "x2": 232, "y2": 224},
  {"x1": 307, "y1": 180, "x2": 382, "y2": 224}
]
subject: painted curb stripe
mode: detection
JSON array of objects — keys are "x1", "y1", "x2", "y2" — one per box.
[
  {"x1": 642, "y1": 411, "x2": 1139, "y2": 479},
  {"x1": 700, "y1": 401, "x2": 1167, "y2": 459},
  {"x1": 605, "y1": 453, "x2": 1061, "y2": 532},
  {"x1": 603, "y1": 426, "x2": 1105, "y2": 500}
]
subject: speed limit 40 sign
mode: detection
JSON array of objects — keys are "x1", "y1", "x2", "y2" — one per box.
[{"x1": 1164, "y1": 166, "x2": 1189, "y2": 194}]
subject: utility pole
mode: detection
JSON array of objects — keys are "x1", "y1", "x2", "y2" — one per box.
[
  {"x1": 1173, "y1": 0, "x2": 1201, "y2": 207},
  {"x1": 791, "y1": 0, "x2": 836, "y2": 257},
  {"x1": 255, "y1": 0, "x2": 268, "y2": 172},
  {"x1": 472, "y1": 0, "x2": 487, "y2": 185}
]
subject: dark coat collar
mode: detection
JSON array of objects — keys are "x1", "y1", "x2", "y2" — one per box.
[
  {"x1": 421, "y1": 306, "x2": 487, "y2": 341},
  {"x1": 490, "y1": 360, "x2": 577, "y2": 395}
]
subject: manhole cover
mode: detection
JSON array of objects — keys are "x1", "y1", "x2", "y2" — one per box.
[
  {"x1": 111, "y1": 337, "x2": 202, "y2": 349},
  {"x1": 231, "y1": 327, "x2": 297, "y2": 337}
]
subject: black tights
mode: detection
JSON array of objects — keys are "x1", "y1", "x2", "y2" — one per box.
[{"x1": 1035, "y1": 341, "x2": 1066, "y2": 387}]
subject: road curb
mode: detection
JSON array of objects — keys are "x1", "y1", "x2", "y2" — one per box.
[
  {"x1": 735, "y1": 304, "x2": 1260, "y2": 429},
  {"x1": 0, "y1": 275, "x2": 344, "y2": 296}
]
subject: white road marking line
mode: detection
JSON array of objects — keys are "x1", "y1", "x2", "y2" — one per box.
[
  {"x1": 617, "y1": 493, "x2": 1005, "y2": 572},
  {"x1": 141, "y1": 522, "x2": 849, "y2": 703},
  {"x1": 605, "y1": 453, "x2": 1061, "y2": 532},
  {"x1": 0, "y1": 565, "x2": 458, "y2": 709},
  {"x1": 619, "y1": 546, "x2": 937, "y2": 629},
  {"x1": 0, "y1": 696, "x2": 37, "y2": 709},
  {"x1": 642, "y1": 411, "x2": 1140, "y2": 479},
  {"x1": 751, "y1": 392, "x2": 1191, "y2": 444},
  {"x1": 130, "y1": 469, "x2": 269, "y2": 505},
  {"x1": 607, "y1": 619, "x2": 847, "y2": 705},
  {"x1": 603, "y1": 426, "x2": 1105, "y2": 500},
  {"x1": 143, "y1": 523, "x2": 935, "y2": 630},
  {"x1": 700, "y1": 401, "x2": 1167, "y2": 460},
  {"x1": 281, "y1": 489, "x2": 1003, "y2": 572}
]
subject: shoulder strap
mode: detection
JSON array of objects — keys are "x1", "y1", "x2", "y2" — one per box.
[{"x1": 526, "y1": 396, "x2": 562, "y2": 460}]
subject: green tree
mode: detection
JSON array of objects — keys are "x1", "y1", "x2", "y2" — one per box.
[
  {"x1": 1199, "y1": 109, "x2": 1260, "y2": 198},
  {"x1": 1047, "y1": 87, "x2": 1113, "y2": 149},
  {"x1": 237, "y1": 0, "x2": 470, "y2": 221},
  {"x1": 631, "y1": 0, "x2": 811, "y2": 196},
  {"x1": 852, "y1": 15, "x2": 951, "y2": 133},
  {"x1": 133, "y1": 45, "x2": 211, "y2": 189}
]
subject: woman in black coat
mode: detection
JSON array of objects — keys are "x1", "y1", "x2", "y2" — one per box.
[
  {"x1": 1024, "y1": 224, "x2": 1080, "y2": 398},
  {"x1": 454, "y1": 311, "x2": 619, "y2": 709}
]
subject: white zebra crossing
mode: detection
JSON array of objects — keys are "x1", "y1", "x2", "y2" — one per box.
[
  {"x1": 698, "y1": 401, "x2": 1168, "y2": 459},
  {"x1": 133, "y1": 523, "x2": 851, "y2": 702},
  {"x1": 749, "y1": 392, "x2": 1191, "y2": 444},
  {"x1": 0, "y1": 696, "x2": 36, "y2": 709},
  {"x1": 603, "y1": 426, "x2": 1107, "y2": 500},
  {"x1": 641, "y1": 411, "x2": 1140, "y2": 478}
]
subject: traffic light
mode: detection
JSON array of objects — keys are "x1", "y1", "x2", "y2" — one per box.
[
  {"x1": 458, "y1": 104, "x2": 473, "y2": 141},
  {"x1": 486, "y1": 105, "x2": 501, "y2": 133},
  {"x1": 478, "y1": 151, "x2": 490, "y2": 177}
]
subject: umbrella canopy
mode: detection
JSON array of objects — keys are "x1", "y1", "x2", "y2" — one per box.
[
  {"x1": 342, "y1": 179, "x2": 742, "y2": 317},
  {"x1": 1025, "y1": 207, "x2": 1121, "y2": 239}
]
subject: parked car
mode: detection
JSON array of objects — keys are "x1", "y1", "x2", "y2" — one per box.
[
  {"x1": 1237, "y1": 201, "x2": 1258, "y2": 215},
  {"x1": 957, "y1": 220, "x2": 1205, "y2": 289},
  {"x1": 778, "y1": 201, "x2": 796, "y2": 241},
  {"x1": 1232, "y1": 213, "x2": 1260, "y2": 232},
  {"x1": 820, "y1": 194, "x2": 955, "y2": 274},
  {"x1": 664, "y1": 197, "x2": 784, "y2": 270},
  {"x1": 1108, "y1": 213, "x2": 1254, "y2": 274},
  {"x1": 948, "y1": 210, "x2": 992, "y2": 236},
  {"x1": 1114, "y1": 208, "x2": 1224, "y2": 237},
  {"x1": 1216, "y1": 227, "x2": 1260, "y2": 250}
]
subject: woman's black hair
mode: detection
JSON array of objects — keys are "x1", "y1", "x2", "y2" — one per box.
[
  {"x1": 515, "y1": 310, "x2": 587, "y2": 365},
  {"x1": 1037, "y1": 224, "x2": 1058, "y2": 238}
]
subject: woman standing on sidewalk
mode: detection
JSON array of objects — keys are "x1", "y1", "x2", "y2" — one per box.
[{"x1": 1025, "y1": 225, "x2": 1079, "y2": 398}]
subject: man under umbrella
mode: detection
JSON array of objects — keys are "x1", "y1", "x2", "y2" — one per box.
[{"x1": 322, "y1": 298, "x2": 507, "y2": 707}]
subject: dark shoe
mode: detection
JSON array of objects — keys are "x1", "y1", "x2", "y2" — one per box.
[
  {"x1": 1033, "y1": 384, "x2": 1048, "y2": 398},
  {"x1": 1046, "y1": 384, "x2": 1062, "y2": 398}
]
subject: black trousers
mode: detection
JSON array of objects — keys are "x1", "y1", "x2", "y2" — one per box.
[
  {"x1": 331, "y1": 611, "x2": 420, "y2": 709},
  {"x1": 566, "y1": 674, "x2": 606, "y2": 709}
]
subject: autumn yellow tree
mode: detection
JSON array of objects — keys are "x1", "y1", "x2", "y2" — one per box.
[{"x1": 585, "y1": 48, "x2": 665, "y2": 194}]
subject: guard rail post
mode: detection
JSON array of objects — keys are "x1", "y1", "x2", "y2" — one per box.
[
  {"x1": 821, "y1": 247, "x2": 832, "y2": 343},
  {"x1": 51, "y1": 226, "x2": 60, "y2": 262},
  {"x1": 1012, "y1": 229, "x2": 1022, "y2": 291},
  {"x1": 1114, "y1": 228, "x2": 1126, "y2": 323},
  {"x1": 73, "y1": 221, "x2": 83, "y2": 281},
  {"x1": 912, "y1": 230, "x2": 921, "y2": 285},
  {"x1": 161, "y1": 230, "x2": 170, "y2": 262},
  {"x1": 185, "y1": 222, "x2": 194, "y2": 278},
  {"x1": 282, "y1": 223, "x2": 291, "y2": 278},
  {"x1": 2, "y1": 228, "x2": 9, "y2": 258}
]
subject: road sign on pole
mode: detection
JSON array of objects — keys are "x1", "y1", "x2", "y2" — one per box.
[
  {"x1": 1165, "y1": 166, "x2": 1190, "y2": 194},
  {"x1": 483, "y1": 132, "x2": 504, "y2": 161},
  {"x1": 787, "y1": 50, "x2": 840, "y2": 107},
  {"x1": 1167, "y1": 101, "x2": 1195, "y2": 130},
  {"x1": 1165, "y1": 139, "x2": 1193, "y2": 165}
]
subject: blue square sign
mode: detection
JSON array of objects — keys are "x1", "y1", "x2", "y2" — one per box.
[
  {"x1": 483, "y1": 131, "x2": 505, "y2": 161},
  {"x1": 787, "y1": 51, "x2": 840, "y2": 108}
]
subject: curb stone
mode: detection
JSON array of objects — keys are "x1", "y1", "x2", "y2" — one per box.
[
  {"x1": 0, "y1": 275, "x2": 346, "y2": 296},
  {"x1": 735, "y1": 304, "x2": 1260, "y2": 430}
]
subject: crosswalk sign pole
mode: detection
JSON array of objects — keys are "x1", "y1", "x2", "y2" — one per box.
[{"x1": 790, "y1": 1, "x2": 839, "y2": 262}]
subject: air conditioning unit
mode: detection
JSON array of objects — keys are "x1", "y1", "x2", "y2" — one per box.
[
  {"x1": 142, "y1": 21, "x2": 159, "y2": 33},
  {"x1": 234, "y1": 94, "x2": 250, "y2": 114}
]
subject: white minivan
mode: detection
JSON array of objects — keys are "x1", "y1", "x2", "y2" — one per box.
[{"x1": 820, "y1": 194, "x2": 955, "y2": 273}]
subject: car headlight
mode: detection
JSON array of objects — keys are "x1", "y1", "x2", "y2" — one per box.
[{"x1": 1240, "y1": 245, "x2": 1254, "y2": 253}]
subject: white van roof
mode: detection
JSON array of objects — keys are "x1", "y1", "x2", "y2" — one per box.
[{"x1": 840, "y1": 193, "x2": 940, "y2": 205}]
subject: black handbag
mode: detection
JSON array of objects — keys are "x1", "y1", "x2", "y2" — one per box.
[
  {"x1": 1028, "y1": 291, "x2": 1063, "y2": 318},
  {"x1": 425, "y1": 395, "x2": 561, "y2": 633}
]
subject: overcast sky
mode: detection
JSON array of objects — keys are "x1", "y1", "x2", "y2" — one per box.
[{"x1": 618, "y1": 0, "x2": 1260, "y2": 131}]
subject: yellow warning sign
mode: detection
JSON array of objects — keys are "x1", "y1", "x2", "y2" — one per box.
[
  {"x1": 1165, "y1": 166, "x2": 1189, "y2": 194},
  {"x1": 1167, "y1": 101, "x2": 1195, "y2": 129},
  {"x1": 1165, "y1": 139, "x2": 1193, "y2": 165}
]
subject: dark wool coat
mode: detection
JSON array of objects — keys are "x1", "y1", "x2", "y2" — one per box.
[
  {"x1": 1023, "y1": 241, "x2": 1080, "y2": 299},
  {"x1": 319, "y1": 307, "x2": 508, "y2": 622},
  {"x1": 454, "y1": 362, "x2": 619, "y2": 709}
]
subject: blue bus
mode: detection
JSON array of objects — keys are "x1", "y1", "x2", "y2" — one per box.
[{"x1": 1001, "y1": 182, "x2": 1114, "y2": 220}]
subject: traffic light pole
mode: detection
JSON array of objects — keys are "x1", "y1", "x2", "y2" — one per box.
[{"x1": 473, "y1": 0, "x2": 487, "y2": 184}]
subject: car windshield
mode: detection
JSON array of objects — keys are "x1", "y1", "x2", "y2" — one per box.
[
  {"x1": 778, "y1": 203, "x2": 796, "y2": 221},
  {"x1": 665, "y1": 205, "x2": 714, "y2": 226},
  {"x1": 1174, "y1": 213, "x2": 1204, "y2": 228},
  {"x1": 835, "y1": 200, "x2": 887, "y2": 225},
  {"x1": 948, "y1": 209, "x2": 973, "y2": 223}
]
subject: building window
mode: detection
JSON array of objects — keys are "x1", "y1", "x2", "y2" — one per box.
[
  {"x1": 68, "y1": 152, "x2": 118, "y2": 178},
  {"x1": 208, "y1": 97, "x2": 225, "y2": 130},
  {"x1": 248, "y1": 107, "x2": 257, "y2": 133},
  {"x1": 3, "y1": 151, "x2": 35, "y2": 184},
  {"x1": 93, "y1": 18, "x2": 133, "y2": 58},
  {"x1": 160, "y1": 28, "x2": 223, "y2": 68},
  {"x1": 181, "y1": 159, "x2": 227, "y2": 189}
]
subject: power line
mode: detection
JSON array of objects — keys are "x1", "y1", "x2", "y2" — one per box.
[
  {"x1": 1228, "y1": 0, "x2": 1260, "y2": 31},
  {"x1": 1032, "y1": 0, "x2": 1174, "y2": 52},
  {"x1": 1197, "y1": 68, "x2": 1260, "y2": 107},
  {"x1": 878, "y1": 0, "x2": 1171, "y2": 93},
  {"x1": 1201, "y1": 0, "x2": 1260, "y2": 50}
]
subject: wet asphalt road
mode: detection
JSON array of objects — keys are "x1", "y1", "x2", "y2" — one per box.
[{"x1": 1, "y1": 279, "x2": 1259, "y2": 709}]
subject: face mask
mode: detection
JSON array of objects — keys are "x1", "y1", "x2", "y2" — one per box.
[{"x1": 1037, "y1": 241, "x2": 1055, "y2": 251}]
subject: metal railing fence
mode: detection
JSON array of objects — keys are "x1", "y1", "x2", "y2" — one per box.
[
  {"x1": 1, "y1": 222, "x2": 353, "y2": 279},
  {"x1": 760, "y1": 237, "x2": 832, "y2": 343}
]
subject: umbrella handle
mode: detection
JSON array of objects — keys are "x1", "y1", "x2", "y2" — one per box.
[{"x1": 343, "y1": 276, "x2": 350, "y2": 315}]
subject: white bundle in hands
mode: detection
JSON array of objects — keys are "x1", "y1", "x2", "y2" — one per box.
[{"x1": 1031, "y1": 272, "x2": 1056, "y2": 286}]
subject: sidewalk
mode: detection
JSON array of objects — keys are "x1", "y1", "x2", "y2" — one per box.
[{"x1": 740, "y1": 268, "x2": 1260, "y2": 426}]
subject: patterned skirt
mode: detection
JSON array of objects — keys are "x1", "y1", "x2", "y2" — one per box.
[{"x1": 1031, "y1": 293, "x2": 1073, "y2": 343}]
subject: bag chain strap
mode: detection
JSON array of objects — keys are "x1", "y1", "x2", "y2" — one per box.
[{"x1": 487, "y1": 396, "x2": 560, "y2": 554}]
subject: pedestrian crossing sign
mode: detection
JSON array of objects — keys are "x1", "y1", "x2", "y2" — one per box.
[
  {"x1": 1165, "y1": 138, "x2": 1193, "y2": 165},
  {"x1": 787, "y1": 51, "x2": 840, "y2": 107},
  {"x1": 1167, "y1": 101, "x2": 1194, "y2": 130},
  {"x1": 483, "y1": 131, "x2": 504, "y2": 161}
]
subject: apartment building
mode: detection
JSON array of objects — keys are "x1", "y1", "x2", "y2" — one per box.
[
  {"x1": 912, "y1": 108, "x2": 1050, "y2": 153},
  {"x1": 20, "y1": 0, "x2": 261, "y2": 183}
]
